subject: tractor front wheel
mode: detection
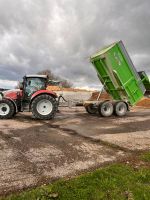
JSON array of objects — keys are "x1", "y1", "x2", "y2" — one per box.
[
  {"x1": 0, "y1": 99, "x2": 15, "y2": 119},
  {"x1": 31, "y1": 94, "x2": 57, "y2": 120}
]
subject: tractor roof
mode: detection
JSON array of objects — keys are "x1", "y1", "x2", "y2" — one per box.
[{"x1": 24, "y1": 75, "x2": 48, "y2": 79}]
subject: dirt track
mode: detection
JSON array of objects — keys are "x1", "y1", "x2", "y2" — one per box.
[{"x1": 0, "y1": 107, "x2": 150, "y2": 195}]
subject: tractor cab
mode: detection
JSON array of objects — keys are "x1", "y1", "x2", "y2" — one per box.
[{"x1": 22, "y1": 75, "x2": 48, "y2": 100}]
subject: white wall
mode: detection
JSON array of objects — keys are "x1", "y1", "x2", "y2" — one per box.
[{"x1": 55, "y1": 91, "x2": 93, "y2": 106}]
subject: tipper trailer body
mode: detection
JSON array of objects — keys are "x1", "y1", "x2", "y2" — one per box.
[{"x1": 84, "y1": 41, "x2": 149, "y2": 117}]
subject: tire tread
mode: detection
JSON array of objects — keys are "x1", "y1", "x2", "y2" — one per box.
[
  {"x1": 0, "y1": 99, "x2": 15, "y2": 119},
  {"x1": 31, "y1": 94, "x2": 57, "y2": 120}
]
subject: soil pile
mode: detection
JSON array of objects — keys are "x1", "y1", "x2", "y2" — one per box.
[
  {"x1": 136, "y1": 98, "x2": 150, "y2": 108},
  {"x1": 89, "y1": 91, "x2": 112, "y2": 101},
  {"x1": 47, "y1": 86, "x2": 92, "y2": 92}
]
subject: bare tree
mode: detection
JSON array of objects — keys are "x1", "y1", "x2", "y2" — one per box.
[
  {"x1": 61, "y1": 80, "x2": 73, "y2": 88},
  {"x1": 37, "y1": 69, "x2": 73, "y2": 88},
  {"x1": 37, "y1": 69, "x2": 55, "y2": 80}
]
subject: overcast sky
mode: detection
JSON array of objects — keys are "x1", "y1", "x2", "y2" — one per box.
[{"x1": 0, "y1": 0, "x2": 150, "y2": 89}]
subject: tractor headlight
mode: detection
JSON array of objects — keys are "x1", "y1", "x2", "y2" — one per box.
[{"x1": 0, "y1": 93, "x2": 3, "y2": 100}]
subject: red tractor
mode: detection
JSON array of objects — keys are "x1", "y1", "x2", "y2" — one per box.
[{"x1": 0, "y1": 75, "x2": 58, "y2": 119}]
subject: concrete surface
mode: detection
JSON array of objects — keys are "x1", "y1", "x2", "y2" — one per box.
[{"x1": 0, "y1": 107, "x2": 149, "y2": 195}]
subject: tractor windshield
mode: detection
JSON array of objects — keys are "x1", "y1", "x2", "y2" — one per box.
[{"x1": 25, "y1": 77, "x2": 46, "y2": 97}]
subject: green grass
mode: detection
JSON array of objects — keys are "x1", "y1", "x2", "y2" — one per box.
[
  {"x1": 140, "y1": 152, "x2": 150, "y2": 162},
  {"x1": 1, "y1": 163, "x2": 150, "y2": 200}
]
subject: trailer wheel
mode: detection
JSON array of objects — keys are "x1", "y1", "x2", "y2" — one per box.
[
  {"x1": 31, "y1": 94, "x2": 57, "y2": 120},
  {"x1": 114, "y1": 101, "x2": 127, "y2": 117},
  {"x1": 85, "y1": 104, "x2": 97, "y2": 114},
  {"x1": 0, "y1": 99, "x2": 15, "y2": 119},
  {"x1": 98, "y1": 101, "x2": 113, "y2": 117}
]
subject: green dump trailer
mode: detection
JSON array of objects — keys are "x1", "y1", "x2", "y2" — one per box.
[{"x1": 84, "y1": 40, "x2": 149, "y2": 117}]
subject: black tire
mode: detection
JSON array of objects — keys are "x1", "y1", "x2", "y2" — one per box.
[
  {"x1": 31, "y1": 94, "x2": 58, "y2": 120},
  {"x1": 98, "y1": 101, "x2": 113, "y2": 117},
  {"x1": 85, "y1": 104, "x2": 97, "y2": 114},
  {"x1": 0, "y1": 99, "x2": 15, "y2": 119},
  {"x1": 114, "y1": 101, "x2": 127, "y2": 117}
]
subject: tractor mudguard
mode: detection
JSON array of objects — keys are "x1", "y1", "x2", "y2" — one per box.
[{"x1": 31, "y1": 90, "x2": 57, "y2": 101}]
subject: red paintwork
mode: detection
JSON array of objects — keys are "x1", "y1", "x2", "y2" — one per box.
[
  {"x1": 31, "y1": 90, "x2": 57, "y2": 100},
  {"x1": 3, "y1": 89, "x2": 57, "y2": 101},
  {"x1": 3, "y1": 89, "x2": 23, "y2": 100}
]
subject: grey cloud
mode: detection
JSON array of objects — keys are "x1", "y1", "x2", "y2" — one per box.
[{"x1": 0, "y1": 0, "x2": 150, "y2": 89}]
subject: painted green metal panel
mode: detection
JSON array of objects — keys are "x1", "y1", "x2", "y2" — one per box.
[
  {"x1": 138, "y1": 71, "x2": 150, "y2": 92},
  {"x1": 90, "y1": 41, "x2": 146, "y2": 105}
]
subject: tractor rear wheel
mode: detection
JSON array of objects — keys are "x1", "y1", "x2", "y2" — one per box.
[
  {"x1": 85, "y1": 104, "x2": 97, "y2": 114},
  {"x1": 31, "y1": 94, "x2": 57, "y2": 120},
  {"x1": 0, "y1": 99, "x2": 15, "y2": 119},
  {"x1": 98, "y1": 101, "x2": 113, "y2": 117},
  {"x1": 114, "y1": 101, "x2": 127, "y2": 117}
]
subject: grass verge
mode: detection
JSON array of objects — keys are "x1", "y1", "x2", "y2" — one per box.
[
  {"x1": 1, "y1": 162, "x2": 150, "y2": 200},
  {"x1": 140, "y1": 152, "x2": 150, "y2": 163}
]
